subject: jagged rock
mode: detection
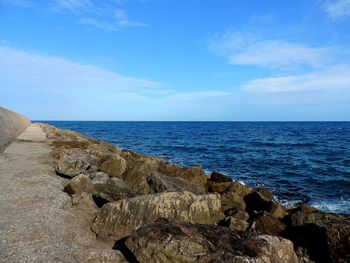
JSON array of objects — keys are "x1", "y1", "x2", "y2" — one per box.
[
  {"x1": 89, "y1": 172, "x2": 136, "y2": 202},
  {"x1": 122, "y1": 158, "x2": 158, "y2": 193},
  {"x1": 55, "y1": 150, "x2": 99, "y2": 177},
  {"x1": 64, "y1": 174, "x2": 94, "y2": 195},
  {"x1": 208, "y1": 171, "x2": 233, "y2": 183},
  {"x1": 228, "y1": 209, "x2": 250, "y2": 221},
  {"x1": 71, "y1": 193, "x2": 99, "y2": 220},
  {"x1": 125, "y1": 218, "x2": 298, "y2": 263},
  {"x1": 158, "y1": 163, "x2": 208, "y2": 192},
  {"x1": 91, "y1": 191, "x2": 224, "y2": 241},
  {"x1": 208, "y1": 181, "x2": 250, "y2": 197},
  {"x1": 100, "y1": 154, "x2": 127, "y2": 178},
  {"x1": 97, "y1": 141, "x2": 121, "y2": 154},
  {"x1": 244, "y1": 188, "x2": 287, "y2": 219},
  {"x1": 221, "y1": 190, "x2": 246, "y2": 212},
  {"x1": 282, "y1": 205, "x2": 350, "y2": 263},
  {"x1": 250, "y1": 212, "x2": 286, "y2": 236},
  {"x1": 223, "y1": 216, "x2": 249, "y2": 231},
  {"x1": 147, "y1": 172, "x2": 202, "y2": 193}
]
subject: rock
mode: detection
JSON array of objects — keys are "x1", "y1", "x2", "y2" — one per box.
[
  {"x1": 64, "y1": 174, "x2": 94, "y2": 195},
  {"x1": 125, "y1": 218, "x2": 298, "y2": 263},
  {"x1": 147, "y1": 172, "x2": 202, "y2": 194},
  {"x1": 89, "y1": 172, "x2": 136, "y2": 202},
  {"x1": 83, "y1": 250, "x2": 128, "y2": 263},
  {"x1": 122, "y1": 158, "x2": 159, "y2": 193},
  {"x1": 282, "y1": 205, "x2": 350, "y2": 263},
  {"x1": 223, "y1": 216, "x2": 249, "y2": 231},
  {"x1": 221, "y1": 190, "x2": 246, "y2": 212},
  {"x1": 55, "y1": 150, "x2": 99, "y2": 177},
  {"x1": 91, "y1": 191, "x2": 224, "y2": 241},
  {"x1": 229, "y1": 209, "x2": 250, "y2": 221},
  {"x1": 97, "y1": 141, "x2": 121, "y2": 154},
  {"x1": 71, "y1": 193, "x2": 99, "y2": 220},
  {"x1": 158, "y1": 163, "x2": 208, "y2": 192},
  {"x1": 51, "y1": 140, "x2": 94, "y2": 150},
  {"x1": 209, "y1": 171, "x2": 233, "y2": 183},
  {"x1": 209, "y1": 181, "x2": 250, "y2": 197},
  {"x1": 250, "y1": 212, "x2": 286, "y2": 236},
  {"x1": 100, "y1": 154, "x2": 127, "y2": 178},
  {"x1": 244, "y1": 188, "x2": 287, "y2": 219}
]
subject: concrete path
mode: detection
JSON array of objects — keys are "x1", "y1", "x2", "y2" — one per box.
[{"x1": 0, "y1": 124, "x2": 124, "y2": 262}]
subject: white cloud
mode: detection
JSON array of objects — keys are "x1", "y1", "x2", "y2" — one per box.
[
  {"x1": 114, "y1": 9, "x2": 148, "y2": 28},
  {"x1": 0, "y1": 46, "x2": 159, "y2": 96},
  {"x1": 79, "y1": 9, "x2": 148, "y2": 31},
  {"x1": 0, "y1": 46, "x2": 234, "y2": 120},
  {"x1": 0, "y1": 0, "x2": 34, "y2": 7},
  {"x1": 241, "y1": 65, "x2": 350, "y2": 93},
  {"x1": 209, "y1": 32, "x2": 329, "y2": 69},
  {"x1": 53, "y1": 0, "x2": 93, "y2": 13},
  {"x1": 323, "y1": 0, "x2": 350, "y2": 20}
]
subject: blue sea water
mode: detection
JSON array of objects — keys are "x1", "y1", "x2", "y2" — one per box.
[{"x1": 42, "y1": 121, "x2": 350, "y2": 214}]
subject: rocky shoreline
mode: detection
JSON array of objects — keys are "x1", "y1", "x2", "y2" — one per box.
[{"x1": 40, "y1": 123, "x2": 349, "y2": 263}]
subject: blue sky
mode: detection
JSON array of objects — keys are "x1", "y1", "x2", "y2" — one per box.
[{"x1": 1, "y1": 0, "x2": 350, "y2": 120}]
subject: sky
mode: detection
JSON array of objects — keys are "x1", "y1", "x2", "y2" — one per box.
[{"x1": 0, "y1": 0, "x2": 350, "y2": 121}]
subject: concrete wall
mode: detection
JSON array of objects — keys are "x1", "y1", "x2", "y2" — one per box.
[{"x1": 0, "y1": 107, "x2": 31, "y2": 153}]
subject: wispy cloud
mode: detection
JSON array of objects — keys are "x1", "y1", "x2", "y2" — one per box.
[
  {"x1": 322, "y1": 0, "x2": 350, "y2": 20},
  {"x1": 241, "y1": 65, "x2": 350, "y2": 93},
  {"x1": 79, "y1": 9, "x2": 148, "y2": 31},
  {"x1": 53, "y1": 0, "x2": 93, "y2": 13},
  {"x1": 0, "y1": 45, "x2": 232, "y2": 120},
  {"x1": 209, "y1": 31, "x2": 329, "y2": 69},
  {"x1": 0, "y1": 0, "x2": 34, "y2": 7},
  {"x1": 114, "y1": 9, "x2": 148, "y2": 28}
]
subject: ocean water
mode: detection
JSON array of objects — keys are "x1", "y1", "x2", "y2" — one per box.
[{"x1": 43, "y1": 121, "x2": 350, "y2": 214}]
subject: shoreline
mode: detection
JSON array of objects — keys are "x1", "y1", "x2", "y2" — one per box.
[
  {"x1": 41, "y1": 122, "x2": 350, "y2": 262},
  {"x1": 40, "y1": 120, "x2": 350, "y2": 215}
]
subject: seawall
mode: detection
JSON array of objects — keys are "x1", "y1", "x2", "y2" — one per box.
[{"x1": 0, "y1": 107, "x2": 31, "y2": 153}]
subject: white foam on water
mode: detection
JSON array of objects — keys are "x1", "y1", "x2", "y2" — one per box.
[{"x1": 310, "y1": 199, "x2": 350, "y2": 214}]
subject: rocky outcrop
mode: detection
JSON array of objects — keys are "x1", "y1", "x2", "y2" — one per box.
[
  {"x1": 0, "y1": 106, "x2": 31, "y2": 153},
  {"x1": 125, "y1": 218, "x2": 298, "y2": 263},
  {"x1": 91, "y1": 191, "x2": 224, "y2": 241},
  {"x1": 282, "y1": 205, "x2": 350, "y2": 263}
]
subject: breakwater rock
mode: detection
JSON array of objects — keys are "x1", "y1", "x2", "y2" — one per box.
[
  {"x1": 0, "y1": 107, "x2": 30, "y2": 153},
  {"x1": 40, "y1": 123, "x2": 350, "y2": 263}
]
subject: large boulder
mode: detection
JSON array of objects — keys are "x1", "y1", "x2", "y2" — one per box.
[
  {"x1": 55, "y1": 150, "x2": 99, "y2": 177},
  {"x1": 64, "y1": 174, "x2": 94, "y2": 195},
  {"x1": 208, "y1": 171, "x2": 233, "y2": 183},
  {"x1": 244, "y1": 188, "x2": 288, "y2": 219},
  {"x1": 282, "y1": 205, "x2": 350, "y2": 263},
  {"x1": 89, "y1": 172, "x2": 136, "y2": 202},
  {"x1": 71, "y1": 193, "x2": 99, "y2": 222},
  {"x1": 158, "y1": 163, "x2": 208, "y2": 192},
  {"x1": 100, "y1": 154, "x2": 127, "y2": 178},
  {"x1": 146, "y1": 172, "x2": 203, "y2": 194},
  {"x1": 250, "y1": 212, "x2": 286, "y2": 236},
  {"x1": 125, "y1": 218, "x2": 298, "y2": 263},
  {"x1": 91, "y1": 191, "x2": 224, "y2": 241}
]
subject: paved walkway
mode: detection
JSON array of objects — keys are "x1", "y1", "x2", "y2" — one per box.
[{"x1": 0, "y1": 124, "x2": 123, "y2": 262}]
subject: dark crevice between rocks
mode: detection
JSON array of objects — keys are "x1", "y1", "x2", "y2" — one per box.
[
  {"x1": 55, "y1": 172, "x2": 73, "y2": 180},
  {"x1": 281, "y1": 224, "x2": 331, "y2": 263},
  {"x1": 113, "y1": 237, "x2": 140, "y2": 263},
  {"x1": 92, "y1": 195, "x2": 109, "y2": 208}
]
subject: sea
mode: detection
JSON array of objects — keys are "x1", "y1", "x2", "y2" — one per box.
[{"x1": 42, "y1": 121, "x2": 350, "y2": 214}]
